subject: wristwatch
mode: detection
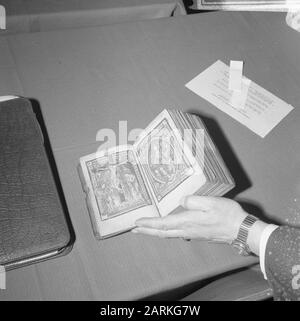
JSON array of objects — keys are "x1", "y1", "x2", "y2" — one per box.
[{"x1": 231, "y1": 215, "x2": 257, "y2": 256}]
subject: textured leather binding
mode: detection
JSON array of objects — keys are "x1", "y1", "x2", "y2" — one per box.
[{"x1": 0, "y1": 97, "x2": 73, "y2": 270}]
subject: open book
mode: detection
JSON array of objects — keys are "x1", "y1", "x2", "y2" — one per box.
[{"x1": 78, "y1": 110, "x2": 235, "y2": 239}]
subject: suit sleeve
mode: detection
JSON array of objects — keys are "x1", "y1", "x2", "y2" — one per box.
[{"x1": 265, "y1": 226, "x2": 300, "y2": 301}]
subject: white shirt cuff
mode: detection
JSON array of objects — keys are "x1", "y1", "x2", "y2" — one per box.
[{"x1": 259, "y1": 224, "x2": 279, "y2": 280}]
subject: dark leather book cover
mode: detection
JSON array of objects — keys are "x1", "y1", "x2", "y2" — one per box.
[{"x1": 0, "y1": 97, "x2": 73, "y2": 269}]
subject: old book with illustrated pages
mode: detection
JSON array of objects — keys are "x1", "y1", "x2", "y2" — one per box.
[{"x1": 78, "y1": 110, "x2": 235, "y2": 239}]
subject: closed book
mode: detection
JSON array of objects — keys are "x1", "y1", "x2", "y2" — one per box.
[{"x1": 0, "y1": 97, "x2": 73, "y2": 269}]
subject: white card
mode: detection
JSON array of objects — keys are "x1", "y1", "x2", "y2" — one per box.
[{"x1": 185, "y1": 60, "x2": 294, "y2": 138}]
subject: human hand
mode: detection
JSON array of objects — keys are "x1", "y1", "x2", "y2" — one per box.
[{"x1": 133, "y1": 196, "x2": 248, "y2": 244}]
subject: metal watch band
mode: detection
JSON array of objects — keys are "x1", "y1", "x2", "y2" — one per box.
[{"x1": 236, "y1": 215, "x2": 257, "y2": 245}]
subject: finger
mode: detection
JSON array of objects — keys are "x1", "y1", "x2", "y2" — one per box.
[
  {"x1": 132, "y1": 227, "x2": 185, "y2": 238},
  {"x1": 181, "y1": 195, "x2": 215, "y2": 211},
  {"x1": 135, "y1": 213, "x2": 187, "y2": 230}
]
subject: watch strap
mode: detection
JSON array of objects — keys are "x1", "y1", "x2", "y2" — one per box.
[
  {"x1": 233, "y1": 215, "x2": 258, "y2": 255},
  {"x1": 237, "y1": 215, "x2": 257, "y2": 242}
]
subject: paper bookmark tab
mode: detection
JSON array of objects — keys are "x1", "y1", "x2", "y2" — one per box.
[
  {"x1": 229, "y1": 60, "x2": 243, "y2": 92},
  {"x1": 230, "y1": 78, "x2": 251, "y2": 110}
]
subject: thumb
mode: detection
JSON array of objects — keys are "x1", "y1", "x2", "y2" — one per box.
[{"x1": 181, "y1": 195, "x2": 213, "y2": 211}]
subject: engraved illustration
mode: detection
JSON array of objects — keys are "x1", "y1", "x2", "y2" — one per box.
[
  {"x1": 86, "y1": 150, "x2": 152, "y2": 220},
  {"x1": 137, "y1": 119, "x2": 194, "y2": 202}
]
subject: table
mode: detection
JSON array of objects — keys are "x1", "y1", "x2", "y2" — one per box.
[
  {"x1": 0, "y1": 11, "x2": 299, "y2": 300},
  {"x1": 0, "y1": 0, "x2": 186, "y2": 34}
]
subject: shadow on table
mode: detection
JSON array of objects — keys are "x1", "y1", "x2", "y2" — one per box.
[
  {"x1": 187, "y1": 110, "x2": 277, "y2": 225},
  {"x1": 141, "y1": 263, "x2": 263, "y2": 300},
  {"x1": 29, "y1": 98, "x2": 76, "y2": 249},
  {"x1": 238, "y1": 199, "x2": 281, "y2": 226},
  {"x1": 183, "y1": 0, "x2": 214, "y2": 14},
  {"x1": 187, "y1": 110, "x2": 252, "y2": 196}
]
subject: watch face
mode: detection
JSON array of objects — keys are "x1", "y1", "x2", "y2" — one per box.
[{"x1": 232, "y1": 240, "x2": 249, "y2": 256}]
